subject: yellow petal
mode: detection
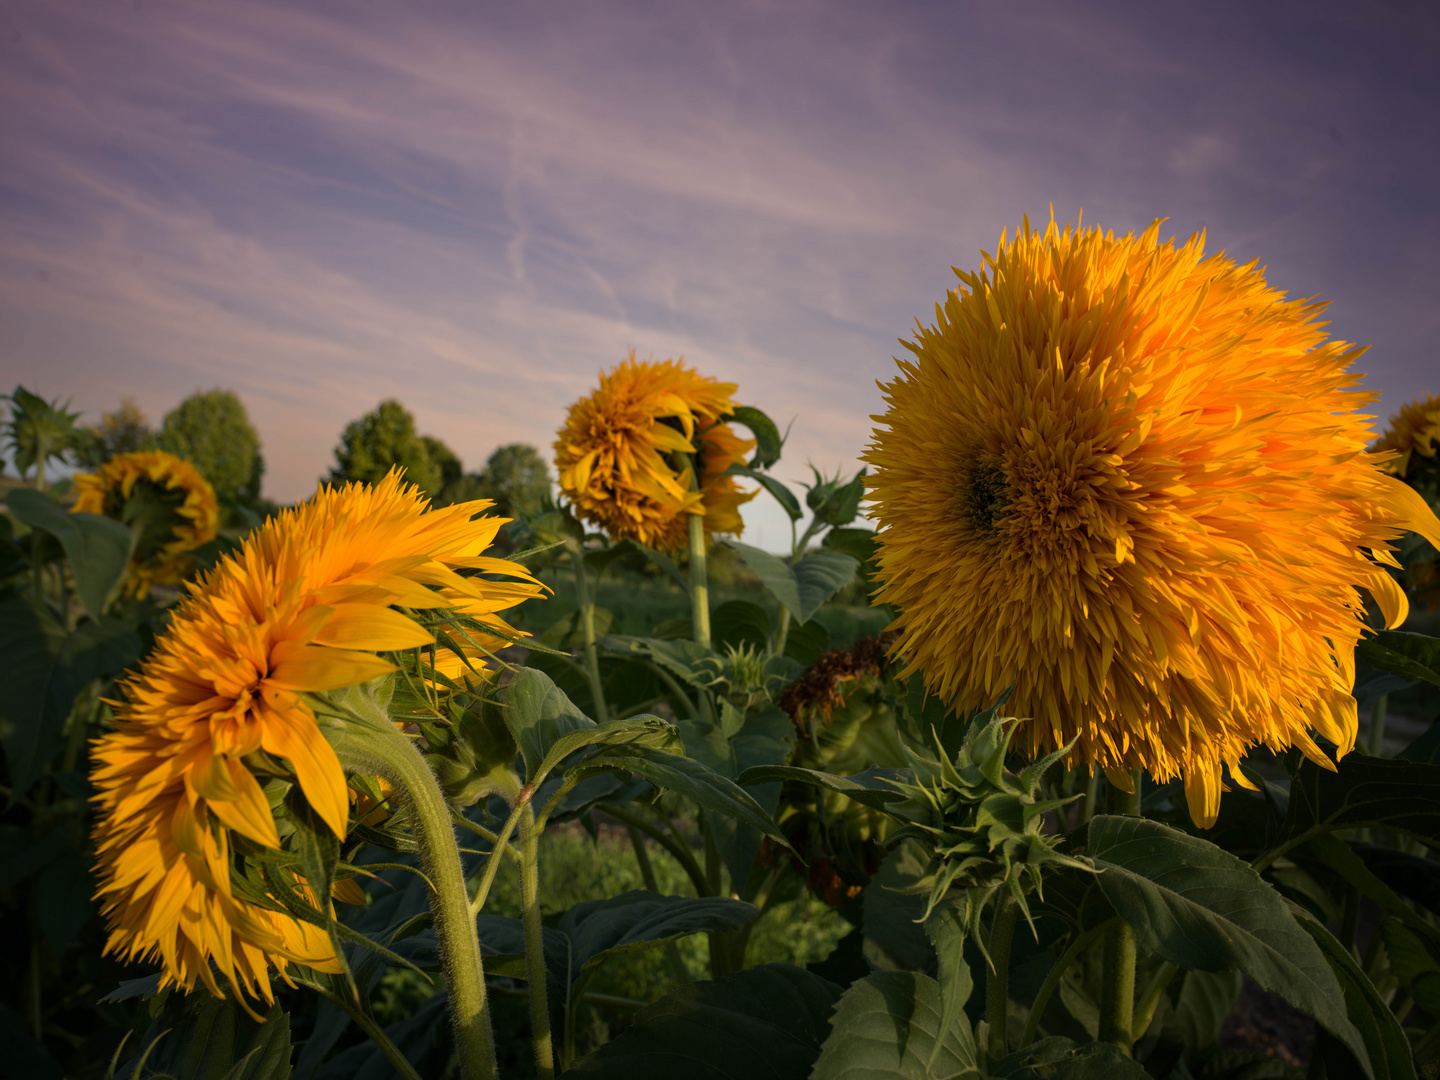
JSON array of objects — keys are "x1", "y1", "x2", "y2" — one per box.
[
  {"x1": 331, "y1": 878, "x2": 368, "y2": 905},
  {"x1": 1364, "y1": 564, "x2": 1409, "y2": 630},
  {"x1": 1184, "y1": 763, "x2": 1221, "y2": 829},
  {"x1": 311, "y1": 604, "x2": 435, "y2": 652},
  {"x1": 267, "y1": 641, "x2": 397, "y2": 692},
  {"x1": 1102, "y1": 765, "x2": 1135, "y2": 794},
  {"x1": 1374, "y1": 472, "x2": 1440, "y2": 551},
  {"x1": 258, "y1": 705, "x2": 349, "y2": 838},
  {"x1": 203, "y1": 758, "x2": 281, "y2": 850}
]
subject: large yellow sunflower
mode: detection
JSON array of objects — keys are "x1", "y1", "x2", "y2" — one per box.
[
  {"x1": 72, "y1": 450, "x2": 220, "y2": 595},
  {"x1": 865, "y1": 215, "x2": 1440, "y2": 826},
  {"x1": 555, "y1": 352, "x2": 755, "y2": 550},
  {"x1": 90, "y1": 470, "x2": 545, "y2": 1004},
  {"x1": 1373, "y1": 392, "x2": 1440, "y2": 481}
]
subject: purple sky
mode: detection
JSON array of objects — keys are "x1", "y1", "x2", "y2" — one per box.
[{"x1": 3, "y1": 0, "x2": 1437, "y2": 549}]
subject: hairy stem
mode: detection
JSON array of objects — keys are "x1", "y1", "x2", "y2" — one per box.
[
  {"x1": 331, "y1": 716, "x2": 497, "y2": 1080},
  {"x1": 986, "y1": 891, "x2": 1020, "y2": 1058},
  {"x1": 519, "y1": 804, "x2": 555, "y2": 1080},
  {"x1": 1098, "y1": 770, "x2": 1141, "y2": 1055},
  {"x1": 568, "y1": 542, "x2": 610, "y2": 725}
]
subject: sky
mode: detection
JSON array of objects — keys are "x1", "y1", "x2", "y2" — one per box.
[{"x1": 2, "y1": 0, "x2": 1437, "y2": 550}]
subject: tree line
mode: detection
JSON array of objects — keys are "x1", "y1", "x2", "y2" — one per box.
[{"x1": 4, "y1": 388, "x2": 550, "y2": 527}]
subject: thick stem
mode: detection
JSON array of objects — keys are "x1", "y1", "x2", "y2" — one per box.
[
  {"x1": 774, "y1": 606, "x2": 791, "y2": 657},
  {"x1": 986, "y1": 891, "x2": 1021, "y2": 1058},
  {"x1": 687, "y1": 511, "x2": 711, "y2": 649},
  {"x1": 625, "y1": 824, "x2": 691, "y2": 984},
  {"x1": 1098, "y1": 770, "x2": 1141, "y2": 1055},
  {"x1": 568, "y1": 542, "x2": 610, "y2": 725},
  {"x1": 519, "y1": 805, "x2": 555, "y2": 1080},
  {"x1": 333, "y1": 720, "x2": 497, "y2": 1080}
]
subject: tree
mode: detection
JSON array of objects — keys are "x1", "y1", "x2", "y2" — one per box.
[
  {"x1": 477, "y1": 443, "x2": 550, "y2": 517},
  {"x1": 158, "y1": 390, "x2": 264, "y2": 510},
  {"x1": 78, "y1": 398, "x2": 155, "y2": 465},
  {"x1": 422, "y1": 435, "x2": 463, "y2": 499},
  {"x1": 329, "y1": 400, "x2": 443, "y2": 497}
]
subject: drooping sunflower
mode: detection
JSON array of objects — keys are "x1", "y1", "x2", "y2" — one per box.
[
  {"x1": 865, "y1": 215, "x2": 1440, "y2": 826},
  {"x1": 555, "y1": 352, "x2": 755, "y2": 550},
  {"x1": 72, "y1": 449, "x2": 220, "y2": 595},
  {"x1": 1373, "y1": 393, "x2": 1440, "y2": 482},
  {"x1": 90, "y1": 470, "x2": 545, "y2": 1004}
]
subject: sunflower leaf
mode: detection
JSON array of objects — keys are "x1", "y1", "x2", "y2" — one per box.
[
  {"x1": 566, "y1": 964, "x2": 844, "y2": 1080},
  {"x1": 737, "y1": 764, "x2": 908, "y2": 811},
  {"x1": 1087, "y1": 814, "x2": 1368, "y2": 1074},
  {"x1": 722, "y1": 541, "x2": 859, "y2": 624},
  {"x1": 809, "y1": 971, "x2": 977, "y2": 1080},
  {"x1": 727, "y1": 405, "x2": 784, "y2": 469},
  {"x1": 1265, "y1": 754, "x2": 1440, "y2": 856},
  {"x1": 1300, "y1": 917, "x2": 1416, "y2": 1080},
  {"x1": 571, "y1": 745, "x2": 794, "y2": 854},
  {"x1": 1357, "y1": 629, "x2": 1440, "y2": 689},
  {"x1": 6, "y1": 489, "x2": 132, "y2": 618}
]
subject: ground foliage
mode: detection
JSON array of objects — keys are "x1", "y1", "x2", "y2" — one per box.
[{"x1": 0, "y1": 371, "x2": 1438, "y2": 1080}]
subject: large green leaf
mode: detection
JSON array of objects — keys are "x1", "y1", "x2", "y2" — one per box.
[
  {"x1": 711, "y1": 599, "x2": 773, "y2": 654},
  {"x1": 737, "y1": 764, "x2": 907, "y2": 811},
  {"x1": 792, "y1": 550, "x2": 860, "y2": 622},
  {"x1": 1157, "y1": 969, "x2": 1242, "y2": 1052},
  {"x1": 567, "y1": 963, "x2": 843, "y2": 1079},
  {"x1": 783, "y1": 617, "x2": 830, "y2": 667},
  {"x1": 721, "y1": 542, "x2": 857, "y2": 624},
  {"x1": 1299, "y1": 918, "x2": 1416, "y2": 1080},
  {"x1": 596, "y1": 635, "x2": 718, "y2": 689},
  {"x1": 0, "y1": 601, "x2": 142, "y2": 800},
  {"x1": 1357, "y1": 630, "x2": 1440, "y2": 689},
  {"x1": 1265, "y1": 754, "x2": 1440, "y2": 855},
  {"x1": 809, "y1": 971, "x2": 977, "y2": 1080},
  {"x1": 860, "y1": 844, "x2": 936, "y2": 974},
  {"x1": 728, "y1": 405, "x2": 784, "y2": 469},
  {"x1": 502, "y1": 666, "x2": 595, "y2": 778},
  {"x1": 1086, "y1": 815, "x2": 1366, "y2": 1072},
  {"x1": 570, "y1": 745, "x2": 793, "y2": 854},
  {"x1": 680, "y1": 705, "x2": 794, "y2": 887},
  {"x1": 7, "y1": 488, "x2": 131, "y2": 618}
]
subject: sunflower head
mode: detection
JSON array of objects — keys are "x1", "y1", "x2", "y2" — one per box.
[
  {"x1": 865, "y1": 214, "x2": 1440, "y2": 827},
  {"x1": 90, "y1": 470, "x2": 545, "y2": 1005},
  {"x1": 1373, "y1": 392, "x2": 1440, "y2": 483},
  {"x1": 554, "y1": 352, "x2": 755, "y2": 550},
  {"x1": 72, "y1": 450, "x2": 220, "y2": 595}
]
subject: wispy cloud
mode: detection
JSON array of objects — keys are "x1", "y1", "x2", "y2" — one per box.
[{"x1": 2, "y1": 0, "x2": 1436, "y2": 546}]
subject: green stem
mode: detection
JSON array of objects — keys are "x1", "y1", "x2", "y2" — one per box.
[
  {"x1": 470, "y1": 793, "x2": 528, "y2": 916},
  {"x1": 687, "y1": 510, "x2": 711, "y2": 649},
  {"x1": 774, "y1": 606, "x2": 791, "y2": 657},
  {"x1": 568, "y1": 542, "x2": 610, "y2": 725},
  {"x1": 329, "y1": 716, "x2": 497, "y2": 1080},
  {"x1": 1019, "y1": 921, "x2": 1111, "y2": 1047},
  {"x1": 1131, "y1": 962, "x2": 1178, "y2": 1041},
  {"x1": 1369, "y1": 694, "x2": 1388, "y2": 757},
  {"x1": 702, "y1": 818, "x2": 730, "y2": 977},
  {"x1": 1098, "y1": 770, "x2": 1141, "y2": 1055},
  {"x1": 519, "y1": 804, "x2": 555, "y2": 1080},
  {"x1": 986, "y1": 891, "x2": 1020, "y2": 1058},
  {"x1": 1080, "y1": 768, "x2": 1100, "y2": 825},
  {"x1": 625, "y1": 824, "x2": 691, "y2": 984}
]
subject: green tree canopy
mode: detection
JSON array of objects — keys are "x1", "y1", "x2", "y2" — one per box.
[
  {"x1": 158, "y1": 389, "x2": 264, "y2": 509},
  {"x1": 329, "y1": 399, "x2": 445, "y2": 497},
  {"x1": 78, "y1": 398, "x2": 155, "y2": 466},
  {"x1": 478, "y1": 443, "x2": 550, "y2": 518}
]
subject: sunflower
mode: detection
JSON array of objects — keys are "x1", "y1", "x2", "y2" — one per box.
[
  {"x1": 555, "y1": 352, "x2": 755, "y2": 550},
  {"x1": 1373, "y1": 393, "x2": 1440, "y2": 482},
  {"x1": 90, "y1": 470, "x2": 545, "y2": 1004},
  {"x1": 865, "y1": 215, "x2": 1440, "y2": 826},
  {"x1": 72, "y1": 450, "x2": 220, "y2": 595}
]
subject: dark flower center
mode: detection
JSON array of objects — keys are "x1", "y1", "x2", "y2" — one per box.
[{"x1": 961, "y1": 462, "x2": 1009, "y2": 538}]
